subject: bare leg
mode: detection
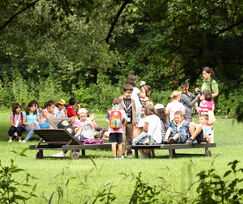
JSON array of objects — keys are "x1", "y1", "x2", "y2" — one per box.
[
  {"x1": 117, "y1": 143, "x2": 123, "y2": 157},
  {"x1": 111, "y1": 143, "x2": 117, "y2": 157},
  {"x1": 191, "y1": 126, "x2": 202, "y2": 139},
  {"x1": 8, "y1": 136, "x2": 13, "y2": 141},
  {"x1": 133, "y1": 127, "x2": 142, "y2": 139}
]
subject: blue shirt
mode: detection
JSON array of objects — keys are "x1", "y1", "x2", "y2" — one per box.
[{"x1": 23, "y1": 112, "x2": 38, "y2": 124}]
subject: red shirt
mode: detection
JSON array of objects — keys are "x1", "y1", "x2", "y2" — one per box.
[{"x1": 66, "y1": 105, "x2": 77, "y2": 117}]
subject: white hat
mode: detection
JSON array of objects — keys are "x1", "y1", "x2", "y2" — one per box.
[
  {"x1": 77, "y1": 108, "x2": 88, "y2": 114},
  {"x1": 155, "y1": 104, "x2": 164, "y2": 109}
]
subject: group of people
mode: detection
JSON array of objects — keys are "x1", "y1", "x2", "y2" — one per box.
[{"x1": 7, "y1": 66, "x2": 219, "y2": 159}]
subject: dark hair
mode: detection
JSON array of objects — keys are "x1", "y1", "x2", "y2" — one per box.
[
  {"x1": 203, "y1": 67, "x2": 215, "y2": 78},
  {"x1": 181, "y1": 82, "x2": 189, "y2": 89},
  {"x1": 44, "y1": 100, "x2": 55, "y2": 108},
  {"x1": 156, "y1": 108, "x2": 167, "y2": 122},
  {"x1": 203, "y1": 90, "x2": 213, "y2": 101},
  {"x1": 145, "y1": 104, "x2": 156, "y2": 116},
  {"x1": 26, "y1": 101, "x2": 38, "y2": 115},
  {"x1": 174, "y1": 111, "x2": 183, "y2": 117},
  {"x1": 200, "y1": 114, "x2": 209, "y2": 121},
  {"x1": 123, "y1": 84, "x2": 133, "y2": 92},
  {"x1": 125, "y1": 75, "x2": 136, "y2": 87},
  {"x1": 30, "y1": 100, "x2": 39, "y2": 107},
  {"x1": 112, "y1": 97, "x2": 122, "y2": 105},
  {"x1": 12, "y1": 103, "x2": 22, "y2": 123},
  {"x1": 69, "y1": 98, "x2": 76, "y2": 105}
]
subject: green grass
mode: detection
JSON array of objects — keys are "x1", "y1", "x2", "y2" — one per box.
[{"x1": 0, "y1": 111, "x2": 242, "y2": 203}]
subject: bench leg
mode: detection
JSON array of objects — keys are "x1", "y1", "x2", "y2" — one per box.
[
  {"x1": 205, "y1": 147, "x2": 211, "y2": 156},
  {"x1": 135, "y1": 149, "x2": 138, "y2": 158},
  {"x1": 169, "y1": 149, "x2": 174, "y2": 159},
  {"x1": 36, "y1": 150, "x2": 43, "y2": 159},
  {"x1": 82, "y1": 150, "x2": 86, "y2": 157}
]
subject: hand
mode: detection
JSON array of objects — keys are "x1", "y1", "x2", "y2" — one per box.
[
  {"x1": 195, "y1": 94, "x2": 201, "y2": 100},
  {"x1": 195, "y1": 88, "x2": 200, "y2": 92},
  {"x1": 90, "y1": 114, "x2": 95, "y2": 121},
  {"x1": 77, "y1": 104, "x2": 81, "y2": 109}
]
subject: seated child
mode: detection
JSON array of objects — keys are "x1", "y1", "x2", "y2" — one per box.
[
  {"x1": 163, "y1": 111, "x2": 190, "y2": 144},
  {"x1": 8, "y1": 103, "x2": 25, "y2": 142},
  {"x1": 74, "y1": 110, "x2": 95, "y2": 141},
  {"x1": 155, "y1": 104, "x2": 169, "y2": 143},
  {"x1": 186, "y1": 114, "x2": 214, "y2": 144},
  {"x1": 132, "y1": 104, "x2": 162, "y2": 158},
  {"x1": 70, "y1": 116, "x2": 80, "y2": 127}
]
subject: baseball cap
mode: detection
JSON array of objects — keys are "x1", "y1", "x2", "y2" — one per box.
[{"x1": 58, "y1": 99, "x2": 66, "y2": 105}]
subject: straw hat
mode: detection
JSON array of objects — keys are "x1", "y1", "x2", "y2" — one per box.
[{"x1": 58, "y1": 99, "x2": 66, "y2": 105}]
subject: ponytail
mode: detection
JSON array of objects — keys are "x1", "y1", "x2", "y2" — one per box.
[{"x1": 203, "y1": 66, "x2": 215, "y2": 78}]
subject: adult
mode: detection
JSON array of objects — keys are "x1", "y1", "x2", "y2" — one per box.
[
  {"x1": 40, "y1": 100, "x2": 56, "y2": 128},
  {"x1": 54, "y1": 99, "x2": 67, "y2": 118},
  {"x1": 181, "y1": 82, "x2": 200, "y2": 122},
  {"x1": 196, "y1": 67, "x2": 219, "y2": 98}
]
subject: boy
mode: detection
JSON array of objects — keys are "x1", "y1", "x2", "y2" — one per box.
[
  {"x1": 120, "y1": 84, "x2": 137, "y2": 158},
  {"x1": 186, "y1": 114, "x2": 214, "y2": 144},
  {"x1": 107, "y1": 98, "x2": 127, "y2": 159},
  {"x1": 163, "y1": 111, "x2": 190, "y2": 144}
]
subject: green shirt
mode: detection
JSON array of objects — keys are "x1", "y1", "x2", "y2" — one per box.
[{"x1": 201, "y1": 78, "x2": 219, "y2": 94}]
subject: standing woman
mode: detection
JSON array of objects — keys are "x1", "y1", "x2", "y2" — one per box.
[
  {"x1": 196, "y1": 67, "x2": 219, "y2": 98},
  {"x1": 21, "y1": 101, "x2": 40, "y2": 142}
]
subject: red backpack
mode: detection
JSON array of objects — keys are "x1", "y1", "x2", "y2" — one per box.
[{"x1": 110, "y1": 109, "x2": 123, "y2": 129}]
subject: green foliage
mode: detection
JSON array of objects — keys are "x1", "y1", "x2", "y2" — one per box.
[
  {"x1": 193, "y1": 160, "x2": 243, "y2": 204},
  {"x1": 0, "y1": 159, "x2": 37, "y2": 204},
  {"x1": 92, "y1": 183, "x2": 117, "y2": 204}
]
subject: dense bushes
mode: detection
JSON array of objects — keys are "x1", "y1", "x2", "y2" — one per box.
[{"x1": 0, "y1": 70, "x2": 242, "y2": 118}]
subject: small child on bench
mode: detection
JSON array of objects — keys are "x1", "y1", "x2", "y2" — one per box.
[
  {"x1": 186, "y1": 114, "x2": 214, "y2": 144},
  {"x1": 163, "y1": 111, "x2": 190, "y2": 144}
]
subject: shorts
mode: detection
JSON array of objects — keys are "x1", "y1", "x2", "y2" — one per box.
[{"x1": 109, "y1": 133, "x2": 123, "y2": 143}]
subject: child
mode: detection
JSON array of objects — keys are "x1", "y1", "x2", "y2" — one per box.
[
  {"x1": 163, "y1": 111, "x2": 190, "y2": 144},
  {"x1": 132, "y1": 104, "x2": 162, "y2": 157},
  {"x1": 180, "y1": 82, "x2": 200, "y2": 122},
  {"x1": 166, "y1": 91, "x2": 186, "y2": 121},
  {"x1": 40, "y1": 100, "x2": 56, "y2": 128},
  {"x1": 140, "y1": 82, "x2": 153, "y2": 106},
  {"x1": 155, "y1": 104, "x2": 169, "y2": 143},
  {"x1": 196, "y1": 90, "x2": 215, "y2": 125},
  {"x1": 21, "y1": 101, "x2": 40, "y2": 143},
  {"x1": 75, "y1": 110, "x2": 95, "y2": 141},
  {"x1": 107, "y1": 98, "x2": 127, "y2": 159},
  {"x1": 8, "y1": 103, "x2": 25, "y2": 142},
  {"x1": 66, "y1": 98, "x2": 80, "y2": 117},
  {"x1": 54, "y1": 99, "x2": 67, "y2": 118},
  {"x1": 70, "y1": 116, "x2": 80, "y2": 127},
  {"x1": 120, "y1": 84, "x2": 137, "y2": 158},
  {"x1": 186, "y1": 114, "x2": 214, "y2": 144}
]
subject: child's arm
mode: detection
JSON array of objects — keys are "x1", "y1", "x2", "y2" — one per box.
[
  {"x1": 10, "y1": 116, "x2": 15, "y2": 126},
  {"x1": 143, "y1": 122, "x2": 148, "y2": 132}
]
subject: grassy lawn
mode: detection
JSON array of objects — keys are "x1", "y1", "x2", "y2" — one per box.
[{"x1": 0, "y1": 110, "x2": 242, "y2": 203}]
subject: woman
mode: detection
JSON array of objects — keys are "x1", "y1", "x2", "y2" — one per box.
[{"x1": 196, "y1": 67, "x2": 219, "y2": 98}]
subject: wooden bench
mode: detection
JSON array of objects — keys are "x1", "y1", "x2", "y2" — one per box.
[
  {"x1": 29, "y1": 129, "x2": 111, "y2": 159},
  {"x1": 131, "y1": 143, "x2": 216, "y2": 159}
]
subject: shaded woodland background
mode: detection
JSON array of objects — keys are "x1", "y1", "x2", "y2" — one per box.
[{"x1": 0, "y1": 0, "x2": 242, "y2": 119}]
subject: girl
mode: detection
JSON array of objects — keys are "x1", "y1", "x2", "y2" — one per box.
[
  {"x1": 165, "y1": 91, "x2": 186, "y2": 121},
  {"x1": 21, "y1": 101, "x2": 40, "y2": 142},
  {"x1": 140, "y1": 83, "x2": 153, "y2": 106},
  {"x1": 132, "y1": 104, "x2": 162, "y2": 157},
  {"x1": 40, "y1": 100, "x2": 56, "y2": 128},
  {"x1": 75, "y1": 110, "x2": 95, "y2": 141},
  {"x1": 181, "y1": 82, "x2": 200, "y2": 122},
  {"x1": 196, "y1": 90, "x2": 215, "y2": 125},
  {"x1": 196, "y1": 67, "x2": 219, "y2": 99},
  {"x1": 155, "y1": 104, "x2": 169, "y2": 143},
  {"x1": 8, "y1": 103, "x2": 25, "y2": 142}
]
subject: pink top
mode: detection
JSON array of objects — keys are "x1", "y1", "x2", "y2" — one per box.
[
  {"x1": 166, "y1": 101, "x2": 185, "y2": 121},
  {"x1": 196, "y1": 100, "x2": 214, "y2": 115},
  {"x1": 10, "y1": 113, "x2": 24, "y2": 127}
]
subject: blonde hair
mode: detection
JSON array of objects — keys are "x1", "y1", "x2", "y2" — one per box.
[
  {"x1": 70, "y1": 116, "x2": 79, "y2": 123},
  {"x1": 170, "y1": 90, "x2": 181, "y2": 101}
]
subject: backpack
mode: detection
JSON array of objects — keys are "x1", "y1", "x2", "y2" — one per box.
[{"x1": 110, "y1": 109, "x2": 123, "y2": 129}]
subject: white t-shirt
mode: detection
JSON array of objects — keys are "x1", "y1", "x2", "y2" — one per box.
[
  {"x1": 132, "y1": 87, "x2": 142, "y2": 112},
  {"x1": 166, "y1": 101, "x2": 185, "y2": 121},
  {"x1": 78, "y1": 118, "x2": 94, "y2": 139},
  {"x1": 144, "y1": 114, "x2": 162, "y2": 144},
  {"x1": 54, "y1": 107, "x2": 66, "y2": 119}
]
